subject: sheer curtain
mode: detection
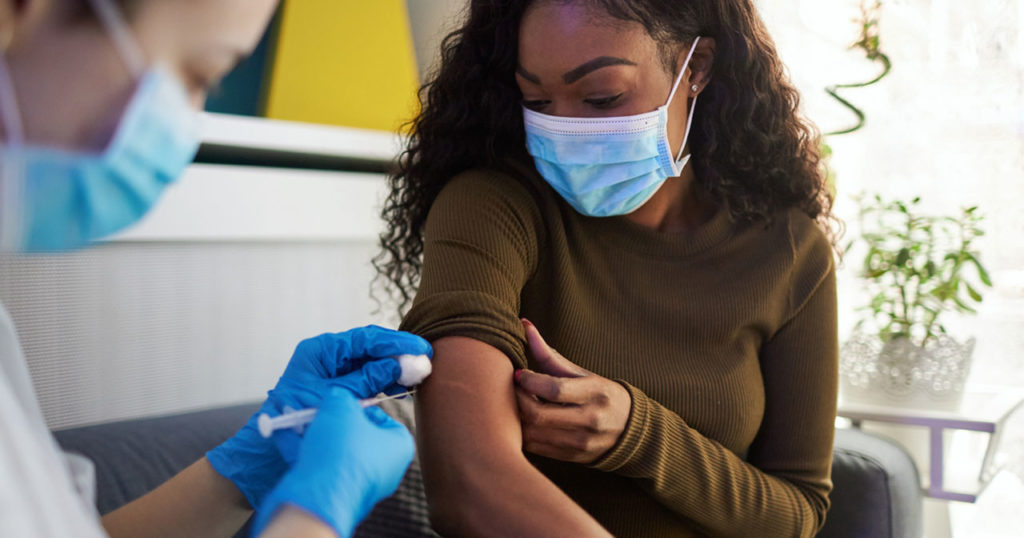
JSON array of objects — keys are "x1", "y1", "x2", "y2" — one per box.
[{"x1": 757, "y1": 1, "x2": 1024, "y2": 535}]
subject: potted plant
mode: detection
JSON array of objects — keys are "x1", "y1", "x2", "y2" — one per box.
[{"x1": 840, "y1": 194, "x2": 992, "y2": 410}]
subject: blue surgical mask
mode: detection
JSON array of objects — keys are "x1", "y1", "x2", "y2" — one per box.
[
  {"x1": 0, "y1": 0, "x2": 199, "y2": 252},
  {"x1": 523, "y1": 38, "x2": 702, "y2": 217}
]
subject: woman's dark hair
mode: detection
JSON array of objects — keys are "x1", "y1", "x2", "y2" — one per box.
[{"x1": 376, "y1": 0, "x2": 835, "y2": 313}]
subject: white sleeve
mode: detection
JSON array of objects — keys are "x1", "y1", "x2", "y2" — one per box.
[{"x1": 0, "y1": 307, "x2": 107, "y2": 538}]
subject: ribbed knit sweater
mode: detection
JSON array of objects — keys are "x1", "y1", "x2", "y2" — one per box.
[{"x1": 401, "y1": 164, "x2": 838, "y2": 537}]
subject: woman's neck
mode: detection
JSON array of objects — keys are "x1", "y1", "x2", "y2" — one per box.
[{"x1": 625, "y1": 168, "x2": 716, "y2": 233}]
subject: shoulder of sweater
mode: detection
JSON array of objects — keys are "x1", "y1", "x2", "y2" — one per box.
[
  {"x1": 439, "y1": 167, "x2": 544, "y2": 216},
  {"x1": 779, "y1": 208, "x2": 836, "y2": 315},
  {"x1": 430, "y1": 167, "x2": 548, "y2": 253},
  {"x1": 782, "y1": 209, "x2": 833, "y2": 266}
]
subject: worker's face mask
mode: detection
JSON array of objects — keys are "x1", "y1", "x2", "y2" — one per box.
[
  {"x1": 522, "y1": 38, "x2": 702, "y2": 218},
  {"x1": 0, "y1": 0, "x2": 199, "y2": 252}
]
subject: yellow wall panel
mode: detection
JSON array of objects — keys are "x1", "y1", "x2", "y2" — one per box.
[{"x1": 265, "y1": 0, "x2": 420, "y2": 132}]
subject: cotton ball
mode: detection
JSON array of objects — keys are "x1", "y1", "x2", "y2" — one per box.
[{"x1": 396, "y1": 354, "x2": 432, "y2": 387}]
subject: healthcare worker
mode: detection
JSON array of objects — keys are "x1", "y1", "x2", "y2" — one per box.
[{"x1": 0, "y1": 0, "x2": 431, "y2": 537}]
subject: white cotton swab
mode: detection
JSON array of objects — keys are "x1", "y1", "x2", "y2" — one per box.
[{"x1": 396, "y1": 354, "x2": 432, "y2": 386}]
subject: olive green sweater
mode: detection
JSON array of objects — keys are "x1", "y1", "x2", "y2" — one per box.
[{"x1": 401, "y1": 165, "x2": 838, "y2": 537}]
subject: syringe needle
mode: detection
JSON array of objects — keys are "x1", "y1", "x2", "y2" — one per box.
[{"x1": 256, "y1": 390, "x2": 417, "y2": 438}]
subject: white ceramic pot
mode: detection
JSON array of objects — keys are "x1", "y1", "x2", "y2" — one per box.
[{"x1": 840, "y1": 331, "x2": 976, "y2": 411}]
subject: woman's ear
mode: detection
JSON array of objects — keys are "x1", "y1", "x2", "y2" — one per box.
[{"x1": 679, "y1": 37, "x2": 716, "y2": 95}]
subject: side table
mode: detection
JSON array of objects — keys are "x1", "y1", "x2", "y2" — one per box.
[{"x1": 837, "y1": 385, "x2": 1024, "y2": 503}]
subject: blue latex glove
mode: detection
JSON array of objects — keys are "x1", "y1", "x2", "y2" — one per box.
[
  {"x1": 205, "y1": 326, "x2": 431, "y2": 508},
  {"x1": 251, "y1": 385, "x2": 415, "y2": 538}
]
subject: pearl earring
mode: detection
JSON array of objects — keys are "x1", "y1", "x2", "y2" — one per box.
[{"x1": 691, "y1": 84, "x2": 700, "y2": 93}]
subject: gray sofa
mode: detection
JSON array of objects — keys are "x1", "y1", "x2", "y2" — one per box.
[{"x1": 54, "y1": 402, "x2": 922, "y2": 537}]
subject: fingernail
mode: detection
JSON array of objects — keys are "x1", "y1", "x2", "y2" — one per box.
[
  {"x1": 521, "y1": 318, "x2": 534, "y2": 328},
  {"x1": 514, "y1": 369, "x2": 524, "y2": 383}
]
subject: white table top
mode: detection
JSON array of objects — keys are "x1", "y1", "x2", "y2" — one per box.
[{"x1": 838, "y1": 385, "x2": 1024, "y2": 430}]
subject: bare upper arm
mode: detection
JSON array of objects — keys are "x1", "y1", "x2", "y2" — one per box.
[
  {"x1": 415, "y1": 336, "x2": 523, "y2": 480},
  {"x1": 415, "y1": 336, "x2": 610, "y2": 537}
]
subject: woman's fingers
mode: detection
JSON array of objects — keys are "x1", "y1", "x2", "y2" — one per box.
[
  {"x1": 520, "y1": 420, "x2": 615, "y2": 464},
  {"x1": 522, "y1": 439, "x2": 589, "y2": 463},
  {"x1": 514, "y1": 320, "x2": 632, "y2": 464},
  {"x1": 515, "y1": 386, "x2": 587, "y2": 429},
  {"x1": 521, "y1": 319, "x2": 589, "y2": 378},
  {"x1": 516, "y1": 368, "x2": 592, "y2": 404}
]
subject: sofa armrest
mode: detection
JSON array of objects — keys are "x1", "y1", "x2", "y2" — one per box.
[{"x1": 819, "y1": 427, "x2": 924, "y2": 538}]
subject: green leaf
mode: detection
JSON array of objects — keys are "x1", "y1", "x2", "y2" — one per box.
[
  {"x1": 966, "y1": 253, "x2": 993, "y2": 287},
  {"x1": 966, "y1": 283, "x2": 983, "y2": 303},
  {"x1": 952, "y1": 296, "x2": 978, "y2": 314},
  {"x1": 895, "y1": 248, "x2": 910, "y2": 267}
]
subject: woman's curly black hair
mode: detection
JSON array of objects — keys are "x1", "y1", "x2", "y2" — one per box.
[{"x1": 375, "y1": 0, "x2": 835, "y2": 314}]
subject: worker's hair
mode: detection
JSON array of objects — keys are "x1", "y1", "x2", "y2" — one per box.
[{"x1": 375, "y1": 0, "x2": 836, "y2": 314}]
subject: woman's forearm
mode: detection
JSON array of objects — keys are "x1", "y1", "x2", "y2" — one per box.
[
  {"x1": 101, "y1": 457, "x2": 251, "y2": 538},
  {"x1": 417, "y1": 337, "x2": 609, "y2": 537}
]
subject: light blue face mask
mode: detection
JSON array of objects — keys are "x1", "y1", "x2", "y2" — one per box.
[
  {"x1": 0, "y1": 0, "x2": 199, "y2": 252},
  {"x1": 523, "y1": 38, "x2": 702, "y2": 217}
]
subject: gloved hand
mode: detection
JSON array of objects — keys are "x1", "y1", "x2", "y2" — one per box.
[
  {"x1": 251, "y1": 385, "x2": 415, "y2": 538},
  {"x1": 205, "y1": 325, "x2": 431, "y2": 508}
]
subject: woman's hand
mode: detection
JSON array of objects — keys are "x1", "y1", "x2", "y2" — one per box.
[{"x1": 514, "y1": 319, "x2": 632, "y2": 464}]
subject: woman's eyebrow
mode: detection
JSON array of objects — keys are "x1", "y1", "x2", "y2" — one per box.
[
  {"x1": 516, "y1": 65, "x2": 542, "y2": 84},
  {"x1": 516, "y1": 56, "x2": 637, "y2": 85},
  {"x1": 562, "y1": 56, "x2": 636, "y2": 84}
]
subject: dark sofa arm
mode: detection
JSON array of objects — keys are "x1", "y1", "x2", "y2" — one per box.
[{"x1": 819, "y1": 427, "x2": 924, "y2": 538}]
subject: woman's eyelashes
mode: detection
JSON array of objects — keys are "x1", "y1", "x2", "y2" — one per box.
[
  {"x1": 522, "y1": 99, "x2": 551, "y2": 111},
  {"x1": 584, "y1": 93, "x2": 624, "y2": 109},
  {"x1": 521, "y1": 93, "x2": 626, "y2": 112}
]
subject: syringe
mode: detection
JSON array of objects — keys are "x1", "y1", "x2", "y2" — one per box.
[{"x1": 257, "y1": 390, "x2": 416, "y2": 438}]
